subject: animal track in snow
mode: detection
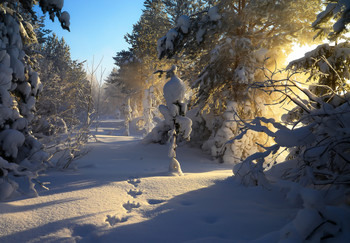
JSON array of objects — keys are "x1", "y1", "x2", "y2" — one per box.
[
  {"x1": 127, "y1": 178, "x2": 141, "y2": 187},
  {"x1": 123, "y1": 201, "x2": 141, "y2": 212},
  {"x1": 147, "y1": 199, "x2": 166, "y2": 205},
  {"x1": 127, "y1": 189, "x2": 143, "y2": 198},
  {"x1": 105, "y1": 215, "x2": 129, "y2": 226}
]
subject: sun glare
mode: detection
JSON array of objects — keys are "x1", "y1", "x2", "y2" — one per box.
[{"x1": 286, "y1": 43, "x2": 319, "y2": 64}]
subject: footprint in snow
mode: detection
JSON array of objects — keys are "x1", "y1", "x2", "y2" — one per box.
[
  {"x1": 127, "y1": 178, "x2": 141, "y2": 187},
  {"x1": 147, "y1": 199, "x2": 166, "y2": 205},
  {"x1": 127, "y1": 189, "x2": 143, "y2": 198},
  {"x1": 123, "y1": 201, "x2": 141, "y2": 212},
  {"x1": 105, "y1": 215, "x2": 129, "y2": 226}
]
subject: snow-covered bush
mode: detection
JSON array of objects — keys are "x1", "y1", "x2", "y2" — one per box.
[
  {"x1": 207, "y1": 92, "x2": 276, "y2": 164},
  {"x1": 144, "y1": 66, "x2": 192, "y2": 175},
  {"x1": 0, "y1": 0, "x2": 69, "y2": 200},
  {"x1": 232, "y1": 67, "x2": 350, "y2": 186}
]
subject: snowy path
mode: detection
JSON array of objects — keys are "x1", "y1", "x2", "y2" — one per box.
[{"x1": 1, "y1": 120, "x2": 347, "y2": 242}]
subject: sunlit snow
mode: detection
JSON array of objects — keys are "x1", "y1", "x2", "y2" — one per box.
[{"x1": 1, "y1": 120, "x2": 349, "y2": 242}]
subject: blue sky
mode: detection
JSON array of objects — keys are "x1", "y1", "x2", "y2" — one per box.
[{"x1": 38, "y1": 0, "x2": 145, "y2": 81}]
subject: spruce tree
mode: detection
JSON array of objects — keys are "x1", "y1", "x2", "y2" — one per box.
[{"x1": 0, "y1": 0, "x2": 69, "y2": 200}]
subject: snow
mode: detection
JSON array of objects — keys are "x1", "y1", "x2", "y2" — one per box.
[
  {"x1": 0, "y1": 129, "x2": 25, "y2": 158},
  {"x1": 0, "y1": 119, "x2": 349, "y2": 242},
  {"x1": 49, "y1": 0, "x2": 64, "y2": 10},
  {"x1": 165, "y1": 29, "x2": 178, "y2": 51},
  {"x1": 208, "y1": 6, "x2": 221, "y2": 22},
  {"x1": 60, "y1": 11, "x2": 70, "y2": 29},
  {"x1": 177, "y1": 15, "x2": 190, "y2": 34},
  {"x1": 163, "y1": 66, "x2": 186, "y2": 105},
  {"x1": 196, "y1": 27, "x2": 206, "y2": 43}
]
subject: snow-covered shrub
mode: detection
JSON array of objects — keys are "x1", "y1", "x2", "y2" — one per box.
[
  {"x1": 0, "y1": 1, "x2": 69, "y2": 200},
  {"x1": 232, "y1": 68, "x2": 350, "y2": 187},
  {"x1": 229, "y1": 4, "x2": 350, "y2": 238}
]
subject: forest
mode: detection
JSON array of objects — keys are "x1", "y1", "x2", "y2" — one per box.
[{"x1": 0, "y1": 0, "x2": 350, "y2": 242}]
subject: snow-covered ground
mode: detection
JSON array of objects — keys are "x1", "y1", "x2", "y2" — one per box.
[{"x1": 0, "y1": 120, "x2": 349, "y2": 243}]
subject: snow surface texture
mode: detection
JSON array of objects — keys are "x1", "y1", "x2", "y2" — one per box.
[{"x1": 1, "y1": 120, "x2": 349, "y2": 242}]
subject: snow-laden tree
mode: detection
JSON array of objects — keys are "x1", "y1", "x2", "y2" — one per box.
[
  {"x1": 0, "y1": 0, "x2": 69, "y2": 200},
  {"x1": 143, "y1": 85, "x2": 156, "y2": 134},
  {"x1": 123, "y1": 98, "x2": 132, "y2": 136},
  {"x1": 144, "y1": 66, "x2": 192, "y2": 175},
  {"x1": 107, "y1": 1, "x2": 208, "y2": 133},
  {"x1": 157, "y1": 0, "x2": 321, "y2": 163},
  {"x1": 33, "y1": 34, "x2": 89, "y2": 136},
  {"x1": 107, "y1": 1, "x2": 171, "y2": 120}
]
